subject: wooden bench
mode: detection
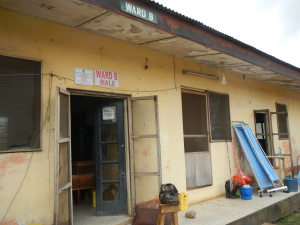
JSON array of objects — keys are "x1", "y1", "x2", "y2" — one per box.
[
  {"x1": 72, "y1": 160, "x2": 95, "y2": 205},
  {"x1": 72, "y1": 173, "x2": 94, "y2": 205},
  {"x1": 156, "y1": 199, "x2": 179, "y2": 225}
]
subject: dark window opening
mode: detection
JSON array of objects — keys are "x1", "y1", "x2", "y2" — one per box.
[
  {"x1": 276, "y1": 103, "x2": 288, "y2": 139},
  {"x1": 0, "y1": 55, "x2": 41, "y2": 152},
  {"x1": 209, "y1": 92, "x2": 231, "y2": 141}
]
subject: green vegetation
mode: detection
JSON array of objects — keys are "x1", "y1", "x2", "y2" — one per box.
[{"x1": 274, "y1": 211, "x2": 300, "y2": 225}]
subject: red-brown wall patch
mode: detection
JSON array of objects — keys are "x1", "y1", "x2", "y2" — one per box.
[{"x1": 0, "y1": 154, "x2": 30, "y2": 177}]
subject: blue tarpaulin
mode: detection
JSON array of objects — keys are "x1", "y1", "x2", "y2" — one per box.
[{"x1": 233, "y1": 122, "x2": 283, "y2": 186}]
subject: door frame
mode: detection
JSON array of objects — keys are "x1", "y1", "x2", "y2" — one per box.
[
  {"x1": 67, "y1": 89, "x2": 133, "y2": 215},
  {"x1": 65, "y1": 89, "x2": 162, "y2": 216}
]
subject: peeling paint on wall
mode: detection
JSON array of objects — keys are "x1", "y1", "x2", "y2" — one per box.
[
  {"x1": 282, "y1": 141, "x2": 290, "y2": 153},
  {"x1": 164, "y1": 159, "x2": 171, "y2": 172},
  {"x1": 141, "y1": 145, "x2": 149, "y2": 157},
  {"x1": 1, "y1": 218, "x2": 47, "y2": 225},
  {"x1": 292, "y1": 137, "x2": 296, "y2": 146},
  {"x1": 1, "y1": 219, "x2": 18, "y2": 225},
  {"x1": 160, "y1": 132, "x2": 169, "y2": 151},
  {"x1": 0, "y1": 154, "x2": 30, "y2": 178},
  {"x1": 285, "y1": 156, "x2": 292, "y2": 175}
]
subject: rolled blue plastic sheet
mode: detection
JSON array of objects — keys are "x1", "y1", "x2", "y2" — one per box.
[
  {"x1": 242, "y1": 125, "x2": 279, "y2": 182},
  {"x1": 233, "y1": 124, "x2": 275, "y2": 189}
]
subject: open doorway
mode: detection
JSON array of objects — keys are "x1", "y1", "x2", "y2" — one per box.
[
  {"x1": 254, "y1": 110, "x2": 274, "y2": 160},
  {"x1": 70, "y1": 95, "x2": 127, "y2": 220},
  {"x1": 255, "y1": 112, "x2": 270, "y2": 155},
  {"x1": 71, "y1": 95, "x2": 96, "y2": 219}
]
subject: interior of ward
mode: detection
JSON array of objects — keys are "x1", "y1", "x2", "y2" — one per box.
[{"x1": 71, "y1": 95, "x2": 122, "y2": 216}]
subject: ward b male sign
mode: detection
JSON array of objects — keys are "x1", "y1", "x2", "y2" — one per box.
[{"x1": 95, "y1": 69, "x2": 119, "y2": 87}]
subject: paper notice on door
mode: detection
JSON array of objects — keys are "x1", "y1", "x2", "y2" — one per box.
[{"x1": 102, "y1": 107, "x2": 116, "y2": 120}]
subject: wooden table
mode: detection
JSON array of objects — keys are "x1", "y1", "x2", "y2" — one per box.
[{"x1": 156, "y1": 199, "x2": 179, "y2": 225}]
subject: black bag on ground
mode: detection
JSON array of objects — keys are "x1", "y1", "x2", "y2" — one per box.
[{"x1": 159, "y1": 183, "x2": 179, "y2": 205}]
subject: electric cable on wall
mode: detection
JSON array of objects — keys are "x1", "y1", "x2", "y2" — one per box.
[
  {"x1": 226, "y1": 140, "x2": 233, "y2": 188},
  {"x1": 0, "y1": 74, "x2": 53, "y2": 225},
  {"x1": 0, "y1": 72, "x2": 181, "y2": 93}
]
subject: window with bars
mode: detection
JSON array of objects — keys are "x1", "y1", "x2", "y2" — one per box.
[{"x1": 0, "y1": 55, "x2": 41, "y2": 152}]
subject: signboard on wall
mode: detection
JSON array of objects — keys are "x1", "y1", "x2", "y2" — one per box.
[
  {"x1": 95, "y1": 69, "x2": 119, "y2": 87},
  {"x1": 74, "y1": 67, "x2": 93, "y2": 86},
  {"x1": 120, "y1": 0, "x2": 158, "y2": 24}
]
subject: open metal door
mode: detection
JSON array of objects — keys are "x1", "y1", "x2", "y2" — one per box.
[
  {"x1": 54, "y1": 87, "x2": 73, "y2": 225},
  {"x1": 128, "y1": 96, "x2": 161, "y2": 215}
]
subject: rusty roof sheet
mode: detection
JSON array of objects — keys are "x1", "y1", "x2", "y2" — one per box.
[{"x1": 139, "y1": 0, "x2": 300, "y2": 72}]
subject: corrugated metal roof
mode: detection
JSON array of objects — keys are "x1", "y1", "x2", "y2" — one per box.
[{"x1": 139, "y1": 0, "x2": 300, "y2": 72}]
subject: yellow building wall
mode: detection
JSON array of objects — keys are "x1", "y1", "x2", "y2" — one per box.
[{"x1": 1, "y1": 8, "x2": 300, "y2": 224}]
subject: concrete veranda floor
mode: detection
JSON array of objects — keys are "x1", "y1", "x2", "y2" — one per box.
[
  {"x1": 73, "y1": 189, "x2": 300, "y2": 225},
  {"x1": 178, "y1": 189, "x2": 300, "y2": 225},
  {"x1": 73, "y1": 198, "x2": 133, "y2": 225}
]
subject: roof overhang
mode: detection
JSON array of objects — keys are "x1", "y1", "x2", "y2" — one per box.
[{"x1": 1, "y1": 0, "x2": 300, "y2": 92}]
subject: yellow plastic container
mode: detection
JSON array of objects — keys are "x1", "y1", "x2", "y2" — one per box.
[
  {"x1": 179, "y1": 192, "x2": 188, "y2": 211},
  {"x1": 93, "y1": 190, "x2": 96, "y2": 208}
]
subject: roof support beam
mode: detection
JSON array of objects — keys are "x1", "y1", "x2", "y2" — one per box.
[{"x1": 84, "y1": 0, "x2": 300, "y2": 81}]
